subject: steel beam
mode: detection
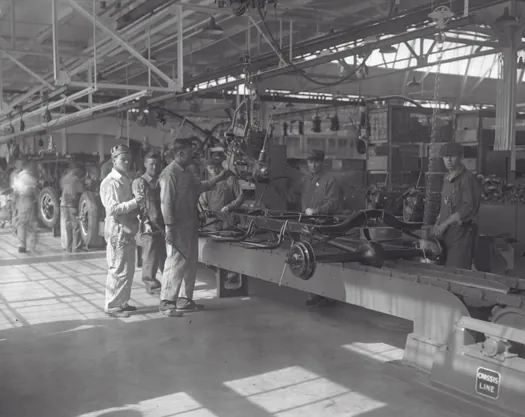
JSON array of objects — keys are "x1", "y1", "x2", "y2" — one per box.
[
  {"x1": 249, "y1": 17, "x2": 287, "y2": 67},
  {"x1": 69, "y1": 80, "x2": 180, "y2": 93},
  {"x1": 176, "y1": 4, "x2": 183, "y2": 88},
  {"x1": 3, "y1": 52, "x2": 54, "y2": 90},
  {"x1": 4, "y1": 0, "x2": 193, "y2": 112},
  {"x1": 67, "y1": 0, "x2": 180, "y2": 90},
  {"x1": 51, "y1": 0, "x2": 60, "y2": 83}
]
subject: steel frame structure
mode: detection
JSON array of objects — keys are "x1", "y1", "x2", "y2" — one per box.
[{"x1": 0, "y1": 0, "x2": 517, "y2": 140}]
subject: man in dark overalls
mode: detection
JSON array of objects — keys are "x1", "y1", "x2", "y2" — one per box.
[
  {"x1": 432, "y1": 142, "x2": 481, "y2": 269},
  {"x1": 132, "y1": 151, "x2": 165, "y2": 294},
  {"x1": 199, "y1": 156, "x2": 244, "y2": 217},
  {"x1": 199, "y1": 156, "x2": 245, "y2": 286},
  {"x1": 293, "y1": 149, "x2": 341, "y2": 307},
  {"x1": 60, "y1": 165, "x2": 85, "y2": 252}
]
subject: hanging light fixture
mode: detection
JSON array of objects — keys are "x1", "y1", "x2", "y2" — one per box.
[
  {"x1": 379, "y1": 45, "x2": 397, "y2": 54},
  {"x1": 495, "y1": 6, "x2": 519, "y2": 28},
  {"x1": 205, "y1": 17, "x2": 224, "y2": 35},
  {"x1": 407, "y1": 75, "x2": 422, "y2": 88}
]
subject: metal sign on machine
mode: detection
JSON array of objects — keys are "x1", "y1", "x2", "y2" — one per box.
[{"x1": 475, "y1": 367, "x2": 501, "y2": 399}]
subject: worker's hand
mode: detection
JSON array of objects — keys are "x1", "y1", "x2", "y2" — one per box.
[
  {"x1": 221, "y1": 205, "x2": 230, "y2": 214},
  {"x1": 432, "y1": 223, "x2": 446, "y2": 238},
  {"x1": 305, "y1": 208, "x2": 318, "y2": 216},
  {"x1": 217, "y1": 169, "x2": 234, "y2": 181},
  {"x1": 134, "y1": 194, "x2": 145, "y2": 204},
  {"x1": 143, "y1": 223, "x2": 153, "y2": 234}
]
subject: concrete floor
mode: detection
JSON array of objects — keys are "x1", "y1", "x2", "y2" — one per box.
[{"x1": 0, "y1": 231, "x2": 510, "y2": 417}]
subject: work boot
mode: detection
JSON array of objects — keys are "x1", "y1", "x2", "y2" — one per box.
[
  {"x1": 305, "y1": 293, "x2": 321, "y2": 307},
  {"x1": 159, "y1": 300, "x2": 183, "y2": 317},
  {"x1": 105, "y1": 309, "x2": 130, "y2": 318},
  {"x1": 121, "y1": 303, "x2": 137, "y2": 312},
  {"x1": 144, "y1": 278, "x2": 161, "y2": 295},
  {"x1": 18, "y1": 246, "x2": 26, "y2": 254},
  {"x1": 176, "y1": 298, "x2": 204, "y2": 312}
]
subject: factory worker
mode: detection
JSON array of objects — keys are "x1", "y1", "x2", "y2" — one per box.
[
  {"x1": 199, "y1": 155, "x2": 245, "y2": 286},
  {"x1": 100, "y1": 145, "x2": 144, "y2": 318},
  {"x1": 199, "y1": 156, "x2": 245, "y2": 216},
  {"x1": 293, "y1": 149, "x2": 341, "y2": 307},
  {"x1": 159, "y1": 137, "x2": 232, "y2": 316},
  {"x1": 10, "y1": 158, "x2": 24, "y2": 236},
  {"x1": 12, "y1": 160, "x2": 38, "y2": 253},
  {"x1": 60, "y1": 165, "x2": 85, "y2": 253},
  {"x1": 432, "y1": 142, "x2": 481, "y2": 269},
  {"x1": 132, "y1": 151, "x2": 165, "y2": 295}
]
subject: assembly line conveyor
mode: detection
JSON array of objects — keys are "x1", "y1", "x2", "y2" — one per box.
[{"x1": 197, "y1": 208, "x2": 525, "y2": 416}]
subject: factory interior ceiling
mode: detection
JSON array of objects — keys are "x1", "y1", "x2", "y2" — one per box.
[{"x1": 0, "y1": 0, "x2": 524, "y2": 138}]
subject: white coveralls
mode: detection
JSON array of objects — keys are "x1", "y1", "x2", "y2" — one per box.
[
  {"x1": 159, "y1": 161, "x2": 215, "y2": 304},
  {"x1": 100, "y1": 169, "x2": 139, "y2": 313},
  {"x1": 12, "y1": 169, "x2": 38, "y2": 250}
]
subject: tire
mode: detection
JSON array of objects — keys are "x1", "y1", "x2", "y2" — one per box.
[
  {"x1": 38, "y1": 187, "x2": 60, "y2": 229},
  {"x1": 78, "y1": 191, "x2": 105, "y2": 248}
]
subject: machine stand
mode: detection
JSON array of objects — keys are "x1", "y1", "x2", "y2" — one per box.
[
  {"x1": 216, "y1": 268, "x2": 249, "y2": 298},
  {"x1": 430, "y1": 316, "x2": 525, "y2": 416}
]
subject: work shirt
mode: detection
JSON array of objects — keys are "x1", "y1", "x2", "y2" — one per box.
[
  {"x1": 60, "y1": 170, "x2": 84, "y2": 207},
  {"x1": 132, "y1": 173, "x2": 163, "y2": 233},
  {"x1": 100, "y1": 168, "x2": 139, "y2": 237},
  {"x1": 296, "y1": 170, "x2": 340, "y2": 215},
  {"x1": 199, "y1": 176, "x2": 243, "y2": 212},
  {"x1": 437, "y1": 164, "x2": 481, "y2": 226}
]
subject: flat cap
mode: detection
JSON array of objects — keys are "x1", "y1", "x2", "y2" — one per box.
[
  {"x1": 111, "y1": 145, "x2": 130, "y2": 159},
  {"x1": 204, "y1": 156, "x2": 223, "y2": 167},
  {"x1": 172, "y1": 138, "x2": 194, "y2": 152},
  {"x1": 439, "y1": 142, "x2": 463, "y2": 157},
  {"x1": 307, "y1": 149, "x2": 325, "y2": 161}
]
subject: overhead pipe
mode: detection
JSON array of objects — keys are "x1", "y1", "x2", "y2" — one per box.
[
  {"x1": 0, "y1": 87, "x2": 96, "y2": 131},
  {"x1": 0, "y1": 90, "x2": 150, "y2": 144}
]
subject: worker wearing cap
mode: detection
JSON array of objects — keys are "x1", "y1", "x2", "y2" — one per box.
[
  {"x1": 132, "y1": 151, "x2": 165, "y2": 295},
  {"x1": 100, "y1": 145, "x2": 144, "y2": 318},
  {"x1": 292, "y1": 149, "x2": 341, "y2": 307},
  {"x1": 199, "y1": 156, "x2": 245, "y2": 217},
  {"x1": 159, "y1": 137, "x2": 232, "y2": 316},
  {"x1": 432, "y1": 142, "x2": 481, "y2": 269},
  {"x1": 60, "y1": 165, "x2": 85, "y2": 253}
]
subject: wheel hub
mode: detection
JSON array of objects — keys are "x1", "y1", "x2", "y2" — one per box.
[{"x1": 287, "y1": 241, "x2": 316, "y2": 280}]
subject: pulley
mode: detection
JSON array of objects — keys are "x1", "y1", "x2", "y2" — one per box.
[{"x1": 287, "y1": 241, "x2": 316, "y2": 280}]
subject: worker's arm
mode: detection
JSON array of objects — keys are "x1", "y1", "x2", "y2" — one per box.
[
  {"x1": 317, "y1": 176, "x2": 340, "y2": 215},
  {"x1": 160, "y1": 174, "x2": 176, "y2": 225},
  {"x1": 226, "y1": 177, "x2": 244, "y2": 210},
  {"x1": 199, "y1": 169, "x2": 232, "y2": 193},
  {"x1": 100, "y1": 179, "x2": 139, "y2": 216},
  {"x1": 198, "y1": 191, "x2": 210, "y2": 213}
]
